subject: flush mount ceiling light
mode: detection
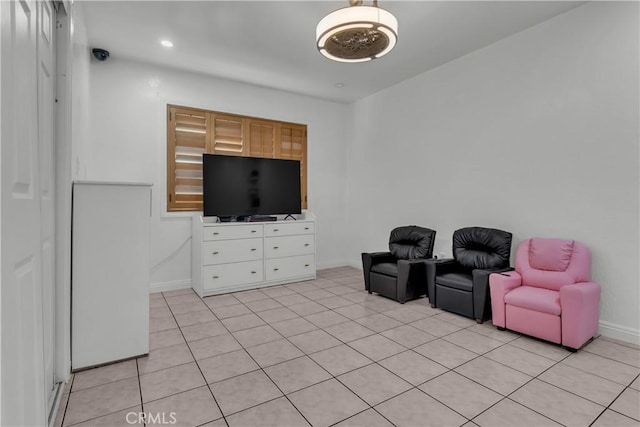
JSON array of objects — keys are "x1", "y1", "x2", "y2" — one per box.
[
  {"x1": 316, "y1": 0, "x2": 398, "y2": 63},
  {"x1": 160, "y1": 40, "x2": 173, "y2": 48}
]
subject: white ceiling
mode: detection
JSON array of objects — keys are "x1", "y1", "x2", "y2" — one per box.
[{"x1": 80, "y1": 1, "x2": 584, "y2": 103}]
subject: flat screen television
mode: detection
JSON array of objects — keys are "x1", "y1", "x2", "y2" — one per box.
[{"x1": 202, "y1": 154, "x2": 302, "y2": 218}]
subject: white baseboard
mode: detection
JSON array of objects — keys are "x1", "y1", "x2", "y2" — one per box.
[
  {"x1": 150, "y1": 279, "x2": 192, "y2": 294},
  {"x1": 345, "y1": 260, "x2": 362, "y2": 270},
  {"x1": 598, "y1": 320, "x2": 640, "y2": 345},
  {"x1": 317, "y1": 260, "x2": 363, "y2": 271},
  {"x1": 316, "y1": 260, "x2": 352, "y2": 270}
]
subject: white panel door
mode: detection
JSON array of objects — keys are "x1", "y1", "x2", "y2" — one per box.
[
  {"x1": 1, "y1": 0, "x2": 47, "y2": 425},
  {"x1": 37, "y1": 0, "x2": 57, "y2": 414}
]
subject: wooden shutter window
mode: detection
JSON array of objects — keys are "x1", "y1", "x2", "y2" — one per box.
[
  {"x1": 168, "y1": 107, "x2": 207, "y2": 211},
  {"x1": 210, "y1": 113, "x2": 244, "y2": 155},
  {"x1": 167, "y1": 105, "x2": 308, "y2": 212},
  {"x1": 280, "y1": 123, "x2": 308, "y2": 209},
  {"x1": 248, "y1": 119, "x2": 278, "y2": 158}
]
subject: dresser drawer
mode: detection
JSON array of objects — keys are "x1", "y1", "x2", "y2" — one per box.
[
  {"x1": 265, "y1": 235, "x2": 314, "y2": 259},
  {"x1": 265, "y1": 255, "x2": 315, "y2": 281},
  {"x1": 203, "y1": 261, "x2": 264, "y2": 291},
  {"x1": 203, "y1": 238, "x2": 263, "y2": 265},
  {"x1": 264, "y1": 222, "x2": 314, "y2": 237},
  {"x1": 203, "y1": 224, "x2": 263, "y2": 241}
]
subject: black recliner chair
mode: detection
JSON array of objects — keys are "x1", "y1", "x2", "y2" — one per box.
[
  {"x1": 362, "y1": 226, "x2": 436, "y2": 304},
  {"x1": 426, "y1": 227, "x2": 512, "y2": 323}
]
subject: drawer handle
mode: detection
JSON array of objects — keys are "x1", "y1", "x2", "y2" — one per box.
[
  {"x1": 304, "y1": 227, "x2": 310, "y2": 230},
  {"x1": 212, "y1": 275, "x2": 219, "y2": 279},
  {"x1": 273, "y1": 229, "x2": 279, "y2": 232},
  {"x1": 305, "y1": 264, "x2": 310, "y2": 267},
  {"x1": 251, "y1": 230, "x2": 257, "y2": 233},
  {"x1": 213, "y1": 232, "x2": 219, "y2": 235},
  {"x1": 212, "y1": 251, "x2": 219, "y2": 255},
  {"x1": 273, "y1": 246, "x2": 279, "y2": 250},
  {"x1": 251, "y1": 248, "x2": 257, "y2": 251},
  {"x1": 251, "y1": 271, "x2": 257, "y2": 274},
  {"x1": 273, "y1": 268, "x2": 279, "y2": 271},
  {"x1": 304, "y1": 243, "x2": 310, "y2": 247}
]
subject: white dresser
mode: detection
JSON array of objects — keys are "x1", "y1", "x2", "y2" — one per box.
[{"x1": 192, "y1": 214, "x2": 316, "y2": 297}]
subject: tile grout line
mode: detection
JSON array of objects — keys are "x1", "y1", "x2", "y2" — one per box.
[
  {"x1": 163, "y1": 289, "x2": 228, "y2": 426},
  {"x1": 236, "y1": 276, "x2": 411, "y2": 426},
  {"x1": 346, "y1": 314, "x2": 580, "y2": 426},
  {"x1": 148, "y1": 268, "x2": 637, "y2": 427},
  {"x1": 452, "y1": 343, "x2": 562, "y2": 424},
  {"x1": 134, "y1": 358, "x2": 145, "y2": 427},
  {"x1": 196, "y1": 281, "x2": 529, "y2": 424},
  {"x1": 203, "y1": 275, "x2": 392, "y2": 425},
  {"x1": 197, "y1": 285, "x2": 316, "y2": 426},
  {"x1": 437, "y1": 321, "x2": 572, "y2": 426},
  {"x1": 69, "y1": 272, "x2": 443, "y2": 424},
  {"x1": 58, "y1": 372, "x2": 76, "y2": 427},
  {"x1": 580, "y1": 345, "x2": 640, "y2": 369},
  {"x1": 468, "y1": 346, "x2": 578, "y2": 427},
  {"x1": 588, "y1": 379, "x2": 640, "y2": 426},
  {"x1": 281, "y1": 272, "x2": 640, "y2": 424}
]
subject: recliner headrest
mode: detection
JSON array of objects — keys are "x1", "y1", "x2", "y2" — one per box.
[
  {"x1": 453, "y1": 227, "x2": 512, "y2": 270},
  {"x1": 389, "y1": 226, "x2": 436, "y2": 260},
  {"x1": 529, "y1": 238, "x2": 574, "y2": 271}
]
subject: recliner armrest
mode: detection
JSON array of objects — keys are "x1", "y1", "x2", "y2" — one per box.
[
  {"x1": 425, "y1": 258, "x2": 457, "y2": 305},
  {"x1": 560, "y1": 281, "x2": 601, "y2": 349},
  {"x1": 472, "y1": 266, "x2": 514, "y2": 322},
  {"x1": 425, "y1": 258, "x2": 456, "y2": 272},
  {"x1": 396, "y1": 258, "x2": 430, "y2": 303},
  {"x1": 488, "y1": 270, "x2": 522, "y2": 328},
  {"x1": 398, "y1": 258, "x2": 431, "y2": 266},
  {"x1": 361, "y1": 252, "x2": 396, "y2": 291},
  {"x1": 363, "y1": 251, "x2": 395, "y2": 262},
  {"x1": 397, "y1": 258, "x2": 431, "y2": 276}
]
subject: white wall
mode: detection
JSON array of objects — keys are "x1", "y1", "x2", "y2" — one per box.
[
  {"x1": 85, "y1": 60, "x2": 349, "y2": 290},
  {"x1": 70, "y1": 7, "x2": 91, "y2": 181},
  {"x1": 346, "y1": 2, "x2": 639, "y2": 341}
]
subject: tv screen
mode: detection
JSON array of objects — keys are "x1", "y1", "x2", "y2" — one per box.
[{"x1": 203, "y1": 154, "x2": 302, "y2": 218}]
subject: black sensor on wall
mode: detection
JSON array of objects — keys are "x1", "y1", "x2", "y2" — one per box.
[{"x1": 202, "y1": 154, "x2": 302, "y2": 220}]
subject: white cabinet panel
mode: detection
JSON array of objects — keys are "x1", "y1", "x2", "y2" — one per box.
[
  {"x1": 203, "y1": 238, "x2": 263, "y2": 265},
  {"x1": 203, "y1": 224, "x2": 263, "y2": 241},
  {"x1": 265, "y1": 235, "x2": 315, "y2": 259},
  {"x1": 266, "y1": 255, "x2": 315, "y2": 281},
  {"x1": 264, "y1": 221, "x2": 314, "y2": 237},
  {"x1": 203, "y1": 261, "x2": 264, "y2": 291}
]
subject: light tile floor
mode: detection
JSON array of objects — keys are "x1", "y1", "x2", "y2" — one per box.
[{"x1": 55, "y1": 267, "x2": 640, "y2": 427}]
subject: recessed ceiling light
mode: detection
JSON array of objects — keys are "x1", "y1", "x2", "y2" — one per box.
[
  {"x1": 160, "y1": 40, "x2": 173, "y2": 48},
  {"x1": 335, "y1": 83, "x2": 345, "y2": 88}
]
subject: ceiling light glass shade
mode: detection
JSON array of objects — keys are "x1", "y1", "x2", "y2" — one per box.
[{"x1": 316, "y1": 5, "x2": 398, "y2": 63}]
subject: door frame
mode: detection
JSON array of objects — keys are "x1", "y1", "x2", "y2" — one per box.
[{"x1": 54, "y1": 1, "x2": 72, "y2": 388}]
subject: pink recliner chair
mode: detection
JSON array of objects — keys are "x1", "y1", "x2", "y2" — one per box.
[{"x1": 490, "y1": 238, "x2": 600, "y2": 350}]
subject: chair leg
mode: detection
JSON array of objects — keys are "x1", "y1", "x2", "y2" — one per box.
[{"x1": 475, "y1": 319, "x2": 484, "y2": 324}]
